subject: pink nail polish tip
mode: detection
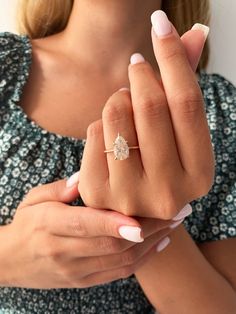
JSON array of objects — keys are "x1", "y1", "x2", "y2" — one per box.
[
  {"x1": 156, "y1": 237, "x2": 170, "y2": 252},
  {"x1": 151, "y1": 10, "x2": 172, "y2": 37},
  {"x1": 66, "y1": 171, "x2": 80, "y2": 188},
  {"x1": 119, "y1": 226, "x2": 144, "y2": 243},
  {"x1": 119, "y1": 87, "x2": 130, "y2": 91},
  {"x1": 130, "y1": 53, "x2": 145, "y2": 65},
  {"x1": 170, "y1": 218, "x2": 184, "y2": 229},
  {"x1": 191, "y1": 23, "x2": 210, "y2": 39},
  {"x1": 173, "y1": 204, "x2": 193, "y2": 221}
]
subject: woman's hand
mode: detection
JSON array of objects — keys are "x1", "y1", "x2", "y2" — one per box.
[
  {"x1": 0, "y1": 178, "x2": 184, "y2": 289},
  {"x1": 79, "y1": 12, "x2": 215, "y2": 219}
]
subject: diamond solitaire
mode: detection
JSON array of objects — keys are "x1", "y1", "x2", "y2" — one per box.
[{"x1": 104, "y1": 133, "x2": 139, "y2": 160}]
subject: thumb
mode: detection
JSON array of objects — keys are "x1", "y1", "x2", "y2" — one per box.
[
  {"x1": 181, "y1": 23, "x2": 210, "y2": 72},
  {"x1": 19, "y1": 172, "x2": 80, "y2": 209}
]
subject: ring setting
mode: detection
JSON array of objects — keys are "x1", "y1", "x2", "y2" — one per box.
[{"x1": 104, "y1": 133, "x2": 139, "y2": 160}]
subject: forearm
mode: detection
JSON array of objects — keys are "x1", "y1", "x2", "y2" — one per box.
[{"x1": 135, "y1": 225, "x2": 236, "y2": 314}]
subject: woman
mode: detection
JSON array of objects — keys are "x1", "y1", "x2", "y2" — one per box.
[{"x1": 0, "y1": 0, "x2": 235, "y2": 313}]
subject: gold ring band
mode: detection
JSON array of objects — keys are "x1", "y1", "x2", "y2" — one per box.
[{"x1": 104, "y1": 146, "x2": 139, "y2": 153}]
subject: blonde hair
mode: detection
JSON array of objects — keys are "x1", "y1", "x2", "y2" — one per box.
[{"x1": 17, "y1": 0, "x2": 210, "y2": 70}]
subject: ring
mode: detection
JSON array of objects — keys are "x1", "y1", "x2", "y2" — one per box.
[{"x1": 104, "y1": 133, "x2": 139, "y2": 160}]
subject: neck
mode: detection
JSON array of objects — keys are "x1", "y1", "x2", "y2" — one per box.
[{"x1": 60, "y1": 0, "x2": 161, "y2": 73}]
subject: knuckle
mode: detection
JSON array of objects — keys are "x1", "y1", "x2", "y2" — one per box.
[
  {"x1": 102, "y1": 95, "x2": 132, "y2": 124},
  {"x1": 99, "y1": 237, "x2": 122, "y2": 254},
  {"x1": 193, "y1": 173, "x2": 214, "y2": 198},
  {"x1": 136, "y1": 96, "x2": 167, "y2": 120},
  {"x1": 87, "y1": 119, "x2": 103, "y2": 137},
  {"x1": 121, "y1": 250, "x2": 136, "y2": 266},
  {"x1": 70, "y1": 214, "x2": 87, "y2": 237},
  {"x1": 171, "y1": 89, "x2": 203, "y2": 118},
  {"x1": 31, "y1": 204, "x2": 47, "y2": 232},
  {"x1": 80, "y1": 184, "x2": 105, "y2": 209},
  {"x1": 161, "y1": 45, "x2": 185, "y2": 63}
]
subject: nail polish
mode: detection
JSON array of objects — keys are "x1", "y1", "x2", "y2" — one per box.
[
  {"x1": 119, "y1": 226, "x2": 144, "y2": 243},
  {"x1": 170, "y1": 218, "x2": 184, "y2": 229},
  {"x1": 156, "y1": 237, "x2": 170, "y2": 252},
  {"x1": 151, "y1": 10, "x2": 172, "y2": 38},
  {"x1": 173, "y1": 204, "x2": 192, "y2": 221},
  {"x1": 192, "y1": 23, "x2": 210, "y2": 39},
  {"x1": 130, "y1": 53, "x2": 145, "y2": 65},
  {"x1": 66, "y1": 171, "x2": 80, "y2": 188},
  {"x1": 119, "y1": 87, "x2": 130, "y2": 92}
]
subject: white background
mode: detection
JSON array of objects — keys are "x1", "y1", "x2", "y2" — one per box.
[{"x1": 0, "y1": 0, "x2": 236, "y2": 85}]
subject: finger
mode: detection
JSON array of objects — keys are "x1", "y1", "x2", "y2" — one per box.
[
  {"x1": 128, "y1": 55, "x2": 182, "y2": 178},
  {"x1": 50, "y1": 235, "x2": 136, "y2": 258},
  {"x1": 45, "y1": 204, "x2": 144, "y2": 242},
  {"x1": 18, "y1": 178, "x2": 80, "y2": 209},
  {"x1": 79, "y1": 119, "x2": 110, "y2": 199},
  {"x1": 77, "y1": 232, "x2": 170, "y2": 288},
  {"x1": 127, "y1": 24, "x2": 207, "y2": 176},
  {"x1": 85, "y1": 229, "x2": 169, "y2": 273},
  {"x1": 151, "y1": 11, "x2": 213, "y2": 174},
  {"x1": 181, "y1": 24, "x2": 210, "y2": 72},
  {"x1": 102, "y1": 89, "x2": 143, "y2": 186},
  {"x1": 47, "y1": 215, "x2": 175, "y2": 258}
]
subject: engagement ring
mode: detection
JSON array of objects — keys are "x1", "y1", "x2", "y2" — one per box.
[{"x1": 104, "y1": 133, "x2": 139, "y2": 160}]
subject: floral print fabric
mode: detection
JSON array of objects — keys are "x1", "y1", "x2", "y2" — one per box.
[{"x1": 0, "y1": 31, "x2": 235, "y2": 313}]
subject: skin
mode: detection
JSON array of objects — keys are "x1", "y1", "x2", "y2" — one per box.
[
  {"x1": 2, "y1": 0, "x2": 235, "y2": 311},
  {"x1": 79, "y1": 26, "x2": 214, "y2": 219},
  {"x1": 0, "y1": 179, "x2": 172, "y2": 288}
]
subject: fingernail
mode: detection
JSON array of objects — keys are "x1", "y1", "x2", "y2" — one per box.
[
  {"x1": 66, "y1": 171, "x2": 80, "y2": 188},
  {"x1": 156, "y1": 237, "x2": 170, "y2": 252},
  {"x1": 151, "y1": 10, "x2": 172, "y2": 38},
  {"x1": 119, "y1": 226, "x2": 144, "y2": 243},
  {"x1": 173, "y1": 204, "x2": 192, "y2": 221},
  {"x1": 170, "y1": 218, "x2": 184, "y2": 229},
  {"x1": 192, "y1": 23, "x2": 210, "y2": 39},
  {"x1": 119, "y1": 87, "x2": 130, "y2": 92},
  {"x1": 130, "y1": 53, "x2": 145, "y2": 65}
]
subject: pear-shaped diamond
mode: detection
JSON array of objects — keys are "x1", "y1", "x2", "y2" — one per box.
[{"x1": 113, "y1": 133, "x2": 129, "y2": 160}]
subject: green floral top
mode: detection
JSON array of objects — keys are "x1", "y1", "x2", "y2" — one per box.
[{"x1": 0, "y1": 31, "x2": 235, "y2": 314}]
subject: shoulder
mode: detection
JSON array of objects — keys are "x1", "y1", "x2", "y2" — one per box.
[{"x1": 0, "y1": 31, "x2": 32, "y2": 104}]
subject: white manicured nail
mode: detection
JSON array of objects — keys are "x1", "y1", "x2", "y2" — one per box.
[
  {"x1": 151, "y1": 10, "x2": 172, "y2": 38},
  {"x1": 119, "y1": 87, "x2": 130, "y2": 92},
  {"x1": 119, "y1": 226, "x2": 144, "y2": 243},
  {"x1": 66, "y1": 171, "x2": 80, "y2": 188},
  {"x1": 173, "y1": 204, "x2": 192, "y2": 221},
  {"x1": 192, "y1": 23, "x2": 210, "y2": 39},
  {"x1": 130, "y1": 53, "x2": 145, "y2": 65},
  {"x1": 156, "y1": 237, "x2": 170, "y2": 252},
  {"x1": 170, "y1": 218, "x2": 184, "y2": 229}
]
